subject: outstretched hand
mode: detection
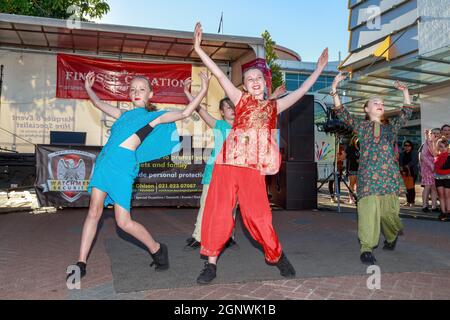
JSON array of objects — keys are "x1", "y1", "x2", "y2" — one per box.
[
  {"x1": 316, "y1": 48, "x2": 329, "y2": 72},
  {"x1": 394, "y1": 80, "x2": 411, "y2": 105},
  {"x1": 271, "y1": 83, "x2": 286, "y2": 99},
  {"x1": 394, "y1": 80, "x2": 408, "y2": 92},
  {"x1": 199, "y1": 71, "x2": 212, "y2": 91},
  {"x1": 332, "y1": 72, "x2": 348, "y2": 90},
  {"x1": 85, "y1": 71, "x2": 96, "y2": 90},
  {"x1": 194, "y1": 22, "x2": 203, "y2": 50},
  {"x1": 183, "y1": 77, "x2": 192, "y2": 94}
]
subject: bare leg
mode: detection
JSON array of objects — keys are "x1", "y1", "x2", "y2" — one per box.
[
  {"x1": 437, "y1": 187, "x2": 446, "y2": 214},
  {"x1": 328, "y1": 180, "x2": 334, "y2": 198},
  {"x1": 349, "y1": 176, "x2": 357, "y2": 203},
  {"x1": 208, "y1": 256, "x2": 218, "y2": 265},
  {"x1": 114, "y1": 205, "x2": 160, "y2": 254},
  {"x1": 445, "y1": 188, "x2": 450, "y2": 214},
  {"x1": 422, "y1": 185, "x2": 431, "y2": 209},
  {"x1": 78, "y1": 188, "x2": 107, "y2": 263},
  {"x1": 431, "y1": 185, "x2": 439, "y2": 209}
]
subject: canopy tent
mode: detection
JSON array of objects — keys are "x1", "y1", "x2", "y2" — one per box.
[{"x1": 0, "y1": 13, "x2": 268, "y2": 86}]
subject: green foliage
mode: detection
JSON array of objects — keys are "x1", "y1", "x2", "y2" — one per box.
[
  {"x1": 261, "y1": 30, "x2": 283, "y2": 92},
  {"x1": 0, "y1": 0, "x2": 110, "y2": 21}
]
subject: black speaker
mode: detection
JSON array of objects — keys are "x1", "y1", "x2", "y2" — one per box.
[
  {"x1": 0, "y1": 153, "x2": 36, "y2": 188},
  {"x1": 269, "y1": 161, "x2": 317, "y2": 210},
  {"x1": 278, "y1": 95, "x2": 314, "y2": 162},
  {"x1": 50, "y1": 131, "x2": 86, "y2": 145}
]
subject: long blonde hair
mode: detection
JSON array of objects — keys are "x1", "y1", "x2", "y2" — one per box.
[
  {"x1": 350, "y1": 135, "x2": 359, "y2": 148},
  {"x1": 437, "y1": 137, "x2": 449, "y2": 148},
  {"x1": 131, "y1": 76, "x2": 157, "y2": 112}
]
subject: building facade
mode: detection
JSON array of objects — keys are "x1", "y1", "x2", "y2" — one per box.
[{"x1": 338, "y1": 0, "x2": 450, "y2": 146}]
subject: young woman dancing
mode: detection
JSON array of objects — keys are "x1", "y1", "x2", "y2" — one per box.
[
  {"x1": 331, "y1": 72, "x2": 413, "y2": 265},
  {"x1": 67, "y1": 71, "x2": 210, "y2": 281}
]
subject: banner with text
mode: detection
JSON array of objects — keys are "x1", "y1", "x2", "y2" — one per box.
[
  {"x1": 56, "y1": 54, "x2": 191, "y2": 104},
  {"x1": 35, "y1": 145, "x2": 206, "y2": 208}
]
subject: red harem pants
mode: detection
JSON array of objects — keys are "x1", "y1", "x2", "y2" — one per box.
[{"x1": 200, "y1": 164, "x2": 283, "y2": 263}]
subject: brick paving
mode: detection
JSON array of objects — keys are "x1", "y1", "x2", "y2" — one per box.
[{"x1": 1, "y1": 192, "x2": 450, "y2": 300}]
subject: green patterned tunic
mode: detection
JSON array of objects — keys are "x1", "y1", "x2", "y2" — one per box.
[{"x1": 334, "y1": 105, "x2": 413, "y2": 200}]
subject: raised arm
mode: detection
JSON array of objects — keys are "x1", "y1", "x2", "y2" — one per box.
[
  {"x1": 183, "y1": 78, "x2": 218, "y2": 128},
  {"x1": 183, "y1": 77, "x2": 194, "y2": 102},
  {"x1": 276, "y1": 48, "x2": 328, "y2": 114},
  {"x1": 85, "y1": 71, "x2": 122, "y2": 119},
  {"x1": 330, "y1": 72, "x2": 362, "y2": 131},
  {"x1": 150, "y1": 72, "x2": 211, "y2": 126},
  {"x1": 390, "y1": 81, "x2": 413, "y2": 133},
  {"x1": 197, "y1": 106, "x2": 219, "y2": 128},
  {"x1": 270, "y1": 83, "x2": 286, "y2": 100},
  {"x1": 396, "y1": 80, "x2": 412, "y2": 106},
  {"x1": 193, "y1": 22, "x2": 241, "y2": 106},
  {"x1": 427, "y1": 130, "x2": 439, "y2": 157}
]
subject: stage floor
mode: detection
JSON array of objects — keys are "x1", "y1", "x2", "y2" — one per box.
[{"x1": 1, "y1": 199, "x2": 450, "y2": 300}]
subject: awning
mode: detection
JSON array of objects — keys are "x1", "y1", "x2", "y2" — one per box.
[
  {"x1": 339, "y1": 41, "x2": 387, "y2": 72},
  {"x1": 0, "y1": 13, "x2": 262, "y2": 63},
  {"x1": 320, "y1": 45, "x2": 450, "y2": 116}
]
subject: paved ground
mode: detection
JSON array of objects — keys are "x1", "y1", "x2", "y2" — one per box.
[
  {"x1": 317, "y1": 184, "x2": 443, "y2": 221},
  {"x1": 1, "y1": 187, "x2": 450, "y2": 300}
]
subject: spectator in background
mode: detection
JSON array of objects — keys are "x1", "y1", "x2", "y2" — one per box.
[
  {"x1": 419, "y1": 129, "x2": 440, "y2": 213},
  {"x1": 434, "y1": 137, "x2": 450, "y2": 221},
  {"x1": 399, "y1": 140, "x2": 419, "y2": 207},
  {"x1": 345, "y1": 136, "x2": 360, "y2": 204},
  {"x1": 441, "y1": 124, "x2": 450, "y2": 140}
]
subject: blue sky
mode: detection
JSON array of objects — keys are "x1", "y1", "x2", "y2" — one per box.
[{"x1": 95, "y1": 0, "x2": 350, "y2": 62}]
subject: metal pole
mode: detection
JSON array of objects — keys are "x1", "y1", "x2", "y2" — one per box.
[
  {"x1": 335, "y1": 133, "x2": 341, "y2": 213},
  {"x1": 0, "y1": 65, "x2": 3, "y2": 116}
]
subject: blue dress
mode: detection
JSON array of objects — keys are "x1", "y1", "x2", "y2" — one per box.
[
  {"x1": 88, "y1": 108, "x2": 180, "y2": 212},
  {"x1": 201, "y1": 120, "x2": 231, "y2": 185}
]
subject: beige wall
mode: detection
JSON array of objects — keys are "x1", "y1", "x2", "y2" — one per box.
[{"x1": 420, "y1": 86, "x2": 450, "y2": 143}]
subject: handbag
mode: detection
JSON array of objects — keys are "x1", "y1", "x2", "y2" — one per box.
[
  {"x1": 401, "y1": 168, "x2": 415, "y2": 189},
  {"x1": 401, "y1": 166, "x2": 415, "y2": 189}
]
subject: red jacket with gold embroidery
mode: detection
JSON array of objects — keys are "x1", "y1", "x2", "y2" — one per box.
[{"x1": 217, "y1": 93, "x2": 281, "y2": 175}]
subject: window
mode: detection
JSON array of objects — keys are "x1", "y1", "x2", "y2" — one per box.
[{"x1": 285, "y1": 73, "x2": 335, "y2": 93}]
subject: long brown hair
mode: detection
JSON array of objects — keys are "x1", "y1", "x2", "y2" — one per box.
[
  {"x1": 363, "y1": 101, "x2": 369, "y2": 120},
  {"x1": 350, "y1": 135, "x2": 359, "y2": 148},
  {"x1": 145, "y1": 103, "x2": 157, "y2": 112},
  {"x1": 219, "y1": 97, "x2": 235, "y2": 111}
]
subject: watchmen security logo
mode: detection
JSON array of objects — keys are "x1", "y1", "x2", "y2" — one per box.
[{"x1": 42, "y1": 150, "x2": 96, "y2": 202}]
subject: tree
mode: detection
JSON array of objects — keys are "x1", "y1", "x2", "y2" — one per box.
[
  {"x1": 0, "y1": 0, "x2": 110, "y2": 21},
  {"x1": 261, "y1": 30, "x2": 283, "y2": 93}
]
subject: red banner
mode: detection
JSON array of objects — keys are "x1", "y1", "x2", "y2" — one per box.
[
  {"x1": 241, "y1": 58, "x2": 272, "y2": 95},
  {"x1": 56, "y1": 54, "x2": 191, "y2": 104}
]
